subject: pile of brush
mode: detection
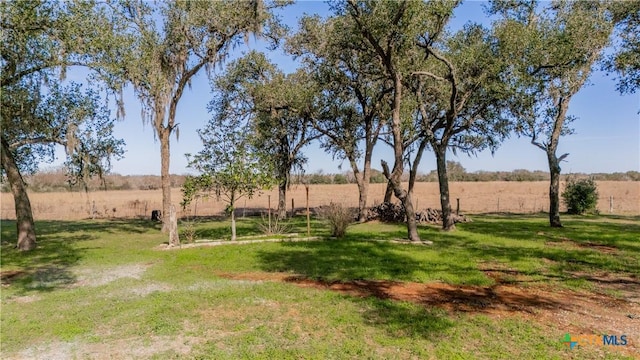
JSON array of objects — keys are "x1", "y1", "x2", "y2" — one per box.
[{"x1": 366, "y1": 202, "x2": 471, "y2": 224}]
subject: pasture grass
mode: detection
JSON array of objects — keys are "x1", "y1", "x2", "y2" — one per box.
[{"x1": 1, "y1": 213, "x2": 638, "y2": 359}]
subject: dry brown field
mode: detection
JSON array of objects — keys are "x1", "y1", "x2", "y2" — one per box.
[{"x1": 2, "y1": 181, "x2": 638, "y2": 221}]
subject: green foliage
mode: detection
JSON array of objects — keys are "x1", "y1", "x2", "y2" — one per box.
[
  {"x1": 604, "y1": 1, "x2": 640, "y2": 94},
  {"x1": 2, "y1": 80, "x2": 124, "y2": 180},
  {"x1": 333, "y1": 174, "x2": 349, "y2": 184},
  {"x1": 562, "y1": 177, "x2": 599, "y2": 214},
  {"x1": 1, "y1": 0, "x2": 125, "y2": 180},
  {"x1": 179, "y1": 219, "x2": 197, "y2": 243},
  {"x1": 210, "y1": 51, "x2": 316, "y2": 191},
  {"x1": 492, "y1": 0, "x2": 615, "y2": 147},
  {"x1": 183, "y1": 103, "x2": 275, "y2": 213},
  {"x1": 369, "y1": 169, "x2": 387, "y2": 183}
]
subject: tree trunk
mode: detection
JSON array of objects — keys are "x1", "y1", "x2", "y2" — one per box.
[
  {"x1": 401, "y1": 192, "x2": 420, "y2": 241},
  {"x1": 435, "y1": 145, "x2": 455, "y2": 231},
  {"x1": 543, "y1": 97, "x2": 569, "y2": 228},
  {"x1": 1, "y1": 136, "x2": 36, "y2": 251},
  {"x1": 230, "y1": 206, "x2": 237, "y2": 241},
  {"x1": 277, "y1": 179, "x2": 287, "y2": 219},
  {"x1": 382, "y1": 161, "x2": 421, "y2": 242},
  {"x1": 548, "y1": 153, "x2": 563, "y2": 228},
  {"x1": 168, "y1": 204, "x2": 179, "y2": 246},
  {"x1": 356, "y1": 179, "x2": 369, "y2": 222},
  {"x1": 384, "y1": 74, "x2": 421, "y2": 242},
  {"x1": 383, "y1": 181, "x2": 393, "y2": 203},
  {"x1": 159, "y1": 127, "x2": 172, "y2": 233},
  {"x1": 348, "y1": 155, "x2": 371, "y2": 223}
]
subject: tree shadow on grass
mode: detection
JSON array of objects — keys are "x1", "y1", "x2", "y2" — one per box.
[
  {"x1": 1, "y1": 235, "x2": 87, "y2": 294},
  {"x1": 353, "y1": 296, "x2": 454, "y2": 338},
  {"x1": 0, "y1": 218, "x2": 156, "y2": 294},
  {"x1": 35, "y1": 218, "x2": 161, "y2": 235},
  {"x1": 443, "y1": 216, "x2": 640, "y2": 287},
  {"x1": 256, "y1": 240, "x2": 427, "y2": 281},
  {"x1": 254, "y1": 239, "x2": 457, "y2": 337}
]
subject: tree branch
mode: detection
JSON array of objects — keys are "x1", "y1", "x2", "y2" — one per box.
[
  {"x1": 10, "y1": 136, "x2": 64, "y2": 149},
  {"x1": 412, "y1": 71, "x2": 446, "y2": 82}
]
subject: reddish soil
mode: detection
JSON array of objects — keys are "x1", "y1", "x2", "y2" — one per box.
[
  {"x1": 0, "y1": 270, "x2": 25, "y2": 286},
  {"x1": 216, "y1": 271, "x2": 640, "y2": 358}
]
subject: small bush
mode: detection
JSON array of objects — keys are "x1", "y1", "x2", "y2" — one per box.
[
  {"x1": 562, "y1": 177, "x2": 598, "y2": 214},
  {"x1": 333, "y1": 174, "x2": 349, "y2": 184},
  {"x1": 319, "y1": 202, "x2": 354, "y2": 238},
  {"x1": 180, "y1": 220, "x2": 197, "y2": 243}
]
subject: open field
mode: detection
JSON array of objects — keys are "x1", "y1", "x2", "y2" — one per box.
[
  {"x1": 1, "y1": 214, "x2": 639, "y2": 359},
  {"x1": 2, "y1": 181, "x2": 639, "y2": 220}
]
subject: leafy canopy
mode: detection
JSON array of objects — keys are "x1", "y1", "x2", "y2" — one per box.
[{"x1": 182, "y1": 111, "x2": 274, "y2": 212}]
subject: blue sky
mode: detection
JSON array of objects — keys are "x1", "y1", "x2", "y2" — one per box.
[{"x1": 53, "y1": 1, "x2": 640, "y2": 176}]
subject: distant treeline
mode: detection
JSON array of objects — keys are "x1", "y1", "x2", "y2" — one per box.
[{"x1": 2, "y1": 162, "x2": 638, "y2": 193}]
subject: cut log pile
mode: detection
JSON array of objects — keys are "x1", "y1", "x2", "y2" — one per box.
[{"x1": 366, "y1": 202, "x2": 471, "y2": 224}]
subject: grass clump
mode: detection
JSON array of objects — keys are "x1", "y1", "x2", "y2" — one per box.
[{"x1": 256, "y1": 213, "x2": 293, "y2": 235}]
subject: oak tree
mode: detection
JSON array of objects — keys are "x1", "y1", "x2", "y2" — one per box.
[
  {"x1": 1, "y1": 0, "x2": 125, "y2": 250},
  {"x1": 288, "y1": 14, "x2": 391, "y2": 222},
  {"x1": 104, "y1": 0, "x2": 288, "y2": 231},
  {"x1": 411, "y1": 22, "x2": 512, "y2": 230},
  {"x1": 491, "y1": 0, "x2": 614, "y2": 227},
  {"x1": 211, "y1": 51, "x2": 317, "y2": 219},
  {"x1": 338, "y1": 0, "x2": 457, "y2": 241}
]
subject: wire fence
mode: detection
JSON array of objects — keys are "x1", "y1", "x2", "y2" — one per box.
[{"x1": 1, "y1": 182, "x2": 638, "y2": 220}]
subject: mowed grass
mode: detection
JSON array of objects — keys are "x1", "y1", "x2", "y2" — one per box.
[{"x1": 1, "y1": 214, "x2": 638, "y2": 359}]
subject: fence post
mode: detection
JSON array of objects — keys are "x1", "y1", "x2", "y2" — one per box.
[
  {"x1": 456, "y1": 198, "x2": 460, "y2": 215},
  {"x1": 609, "y1": 196, "x2": 613, "y2": 213},
  {"x1": 268, "y1": 195, "x2": 272, "y2": 233},
  {"x1": 306, "y1": 185, "x2": 310, "y2": 238},
  {"x1": 291, "y1": 198, "x2": 295, "y2": 218}
]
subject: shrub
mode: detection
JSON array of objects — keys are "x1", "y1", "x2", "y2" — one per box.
[
  {"x1": 319, "y1": 202, "x2": 354, "y2": 238},
  {"x1": 562, "y1": 177, "x2": 598, "y2": 214},
  {"x1": 180, "y1": 220, "x2": 197, "y2": 243},
  {"x1": 333, "y1": 174, "x2": 349, "y2": 184}
]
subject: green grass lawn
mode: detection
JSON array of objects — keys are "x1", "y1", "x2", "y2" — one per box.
[{"x1": 1, "y1": 214, "x2": 638, "y2": 359}]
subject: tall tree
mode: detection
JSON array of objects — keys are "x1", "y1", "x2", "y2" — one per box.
[
  {"x1": 1, "y1": 80, "x2": 124, "y2": 250},
  {"x1": 288, "y1": 14, "x2": 391, "y2": 222},
  {"x1": 105, "y1": 0, "x2": 287, "y2": 231},
  {"x1": 338, "y1": 0, "x2": 457, "y2": 241},
  {"x1": 1, "y1": 0, "x2": 126, "y2": 250},
  {"x1": 491, "y1": 0, "x2": 614, "y2": 227},
  {"x1": 411, "y1": 22, "x2": 512, "y2": 230},
  {"x1": 211, "y1": 51, "x2": 316, "y2": 219}
]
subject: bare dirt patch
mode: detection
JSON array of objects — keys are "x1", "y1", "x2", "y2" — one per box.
[
  {"x1": 73, "y1": 264, "x2": 149, "y2": 287},
  {"x1": 0, "y1": 270, "x2": 25, "y2": 286},
  {"x1": 544, "y1": 238, "x2": 620, "y2": 254},
  {"x1": 216, "y1": 271, "x2": 640, "y2": 357},
  {"x1": 9, "y1": 335, "x2": 203, "y2": 360}
]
